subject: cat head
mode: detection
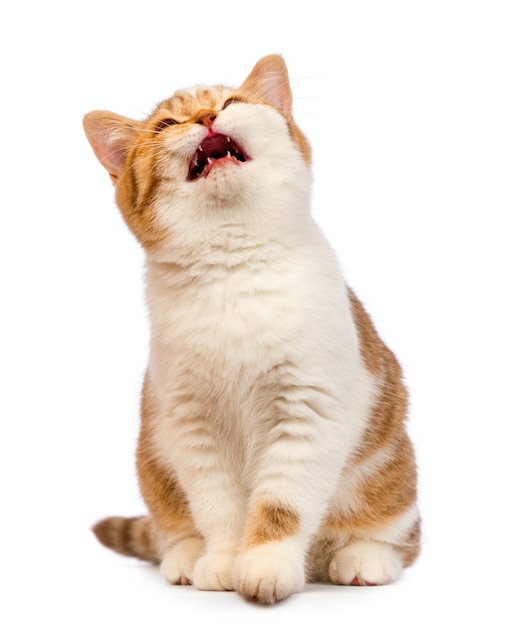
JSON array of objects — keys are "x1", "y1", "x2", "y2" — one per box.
[{"x1": 83, "y1": 55, "x2": 312, "y2": 255}]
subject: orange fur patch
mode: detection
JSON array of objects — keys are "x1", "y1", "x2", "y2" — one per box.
[
  {"x1": 347, "y1": 288, "x2": 411, "y2": 462},
  {"x1": 316, "y1": 287, "x2": 420, "y2": 565},
  {"x1": 324, "y1": 437, "x2": 417, "y2": 536},
  {"x1": 136, "y1": 375, "x2": 197, "y2": 541},
  {"x1": 244, "y1": 503, "x2": 300, "y2": 547}
]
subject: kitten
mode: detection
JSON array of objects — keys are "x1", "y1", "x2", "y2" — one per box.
[{"x1": 83, "y1": 55, "x2": 420, "y2": 604}]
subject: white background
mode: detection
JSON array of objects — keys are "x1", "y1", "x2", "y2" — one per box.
[{"x1": 1, "y1": 1, "x2": 504, "y2": 624}]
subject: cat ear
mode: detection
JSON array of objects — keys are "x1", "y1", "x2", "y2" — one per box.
[
  {"x1": 240, "y1": 55, "x2": 293, "y2": 119},
  {"x1": 83, "y1": 111, "x2": 138, "y2": 183}
]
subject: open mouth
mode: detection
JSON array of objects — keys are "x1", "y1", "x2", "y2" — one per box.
[{"x1": 188, "y1": 133, "x2": 249, "y2": 181}]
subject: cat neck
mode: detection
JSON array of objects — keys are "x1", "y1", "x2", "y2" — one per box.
[{"x1": 144, "y1": 212, "x2": 328, "y2": 291}]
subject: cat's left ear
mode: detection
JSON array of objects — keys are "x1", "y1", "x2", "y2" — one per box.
[
  {"x1": 83, "y1": 111, "x2": 138, "y2": 183},
  {"x1": 240, "y1": 55, "x2": 293, "y2": 119}
]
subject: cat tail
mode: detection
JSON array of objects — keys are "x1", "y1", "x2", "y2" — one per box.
[{"x1": 92, "y1": 515, "x2": 161, "y2": 563}]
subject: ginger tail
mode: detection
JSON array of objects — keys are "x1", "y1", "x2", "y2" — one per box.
[{"x1": 92, "y1": 516, "x2": 161, "y2": 563}]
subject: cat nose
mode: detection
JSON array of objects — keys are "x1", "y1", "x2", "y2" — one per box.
[{"x1": 196, "y1": 112, "x2": 216, "y2": 128}]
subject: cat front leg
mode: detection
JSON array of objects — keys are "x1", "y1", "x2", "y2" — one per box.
[
  {"x1": 154, "y1": 412, "x2": 245, "y2": 591},
  {"x1": 155, "y1": 456, "x2": 244, "y2": 591},
  {"x1": 140, "y1": 374, "x2": 245, "y2": 590},
  {"x1": 233, "y1": 400, "x2": 346, "y2": 603},
  {"x1": 177, "y1": 463, "x2": 245, "y2": 591},
  {"x1": 164, "y1": 445, "x2": 245, "y2": 591},
  {"x1": 233, "y1": 503, "x2": 307, "y2": 604},
  {"x1": 137, "y1": 425, "x2": 204, "y2": 585}
]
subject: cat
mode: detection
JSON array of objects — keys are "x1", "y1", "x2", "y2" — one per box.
[{"x1": 83, "y1": 54, "x2": 420, "y2": 604}]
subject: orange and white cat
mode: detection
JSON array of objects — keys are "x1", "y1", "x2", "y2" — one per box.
[{"x1": 83, "y1": 55, "x2": 420, "y2": 604}]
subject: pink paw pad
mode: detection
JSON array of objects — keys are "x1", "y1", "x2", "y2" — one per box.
[{"x1": 350, "y1": 576, "x2": 377, "y2": 586}]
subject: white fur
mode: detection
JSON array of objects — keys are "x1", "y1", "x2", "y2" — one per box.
[
  {"x1": 233, "y1": 538, "x2": 306, "y2": 604},
  {"x1": 161, "y1": 536, "x2": 203, "y2": 585},
  {"x1": 144, "y1": 99, "x2": 377, "y2": 596},
  {"x1": 193, "y1": 550, "x2": 236, "y2": 591},
  {"x1": 329, "y1": 541, "x2": 403, "y2": 585}
]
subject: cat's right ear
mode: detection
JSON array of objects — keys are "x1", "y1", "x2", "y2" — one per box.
[{"x1": 83, "y1": 111, "x2": 138, "y2": 183}]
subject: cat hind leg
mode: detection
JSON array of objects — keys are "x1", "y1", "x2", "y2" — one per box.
[
  {"x1": 328, "y1": 540, "x2": 403, "y2": 586},
  {"x1": 323, "y1": 505, "x2": 421, "y2": 586}
]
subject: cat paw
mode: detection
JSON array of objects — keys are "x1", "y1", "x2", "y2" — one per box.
[
  {"x1": 192, "y1": 551, "x2": 236, "y2": 591},
  {"x1": 233, "y1": 542, "x2": 305, "y2": 604},
  {"x1": 329, "y1": 541, "x2": 403, "y2": 586},
  {"x1": 161, "y1": 536, "x2": 204, "y2": 585}
]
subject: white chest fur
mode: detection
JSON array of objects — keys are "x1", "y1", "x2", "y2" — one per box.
[{"x1": 145, "y1": 221, "x2": 376, "y2": 472}]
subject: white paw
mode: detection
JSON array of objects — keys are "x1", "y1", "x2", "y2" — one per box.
[
  {"x1": 161, "y1": 536, "x2": 204, "y2": 585},
  {"x1": 329, "y1": 541, "x2": 403, "y2": 586},
  {"x1": 233, "y1": 541, "x2": 305, "y2": 604},
  {"x1": 192, "y1": 551, "x2": 236, "y2": 591}
]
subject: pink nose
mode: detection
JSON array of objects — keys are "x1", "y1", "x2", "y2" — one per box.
[{"x1": 197, "y1": 112, "x2": 216, "y2": 128}]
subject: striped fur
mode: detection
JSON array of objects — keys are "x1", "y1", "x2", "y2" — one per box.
[
  {"x1": 93, "y1": 516, "x2": 160, "y2": 563},
  {"x1": 84, "y1": 55, "x2": 420, "y2": 604}
]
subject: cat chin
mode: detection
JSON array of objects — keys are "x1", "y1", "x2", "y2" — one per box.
[{"x1": 185, "y1": 162, "x2": 252, "y2": 206}]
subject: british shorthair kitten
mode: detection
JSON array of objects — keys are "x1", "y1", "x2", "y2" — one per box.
[{"x1": 83, "y1": 55, "x2": 420, "y2": 604}]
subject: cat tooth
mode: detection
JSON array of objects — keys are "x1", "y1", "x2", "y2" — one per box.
[
  {"x1": 207, "y1": 157, "x2": 214, "y2": 165},
  {"x1": 227, "y1": 151, "x2": 231, "y2": 158},
  {"x1": 198, "y1": 145, "x2": 203, "y2": 152},
  {"x1": 226, "y1": 136, "x2": 231, "y2": 142}
]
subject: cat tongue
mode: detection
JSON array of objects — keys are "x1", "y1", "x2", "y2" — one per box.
[{"x1": 188, "y1": 133, "x2": 248, "y2": 180}]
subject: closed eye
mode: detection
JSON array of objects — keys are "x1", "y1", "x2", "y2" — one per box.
[
  {"x1": 222, "y1": 98, "x2": 243, "y2": 110},
  {"x1": 155, "y1": 118, "x2": 179, "y2": 133}
]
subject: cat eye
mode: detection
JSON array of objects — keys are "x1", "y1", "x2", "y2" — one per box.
[
  {"x1": 155, "y1": 118, "x2": 179, "y2": 133},
  {"x1": 222, "y1": 98, "x2": 243, "y2": 110}
]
